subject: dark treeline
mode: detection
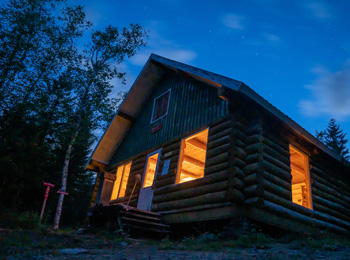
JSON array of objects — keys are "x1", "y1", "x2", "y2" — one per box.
[{"x1": 0, "y1": 0, "x2": 146, "y2": 227}]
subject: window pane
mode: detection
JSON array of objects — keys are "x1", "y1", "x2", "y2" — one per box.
[
  {"x1": 177, "y1": 128, "x2": 209, "y2": 184},
  {"x1": 290, "y1": 146, "x2": 312, "y2": 209},
  {"x1": 118, "y1": 162, "x2": 131, "y2": 198},
  {"x1": 143, "y1": 153, "x2": 159, "y2": 188},
  {"x1": 110, "y1": 165, "x2": 124, "y2": 200},
  {"x1": 152, "y1": 90, "x2": 170, "y2": 122}
]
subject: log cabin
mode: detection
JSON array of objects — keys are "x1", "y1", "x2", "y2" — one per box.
[{"x1": 86, "y1": 54, "x2": 350, "y2": 235}]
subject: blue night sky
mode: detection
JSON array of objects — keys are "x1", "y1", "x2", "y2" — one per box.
[{"x1": 69, "y1": 0, "x2": 350, "y2": 142}]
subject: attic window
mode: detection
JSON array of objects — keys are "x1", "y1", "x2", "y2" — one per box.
[
  {"x1": 151, "y1": 90, "x2": 171, "y2": 123},
  {"x1": 289, "y1": 146, "x2": 312, "y2": 209},
  {"x1": 110, "y1": 162, "x2": 132, "y2": 200},
  {"x1": 176, "y1": 128, "x2": 209, "y2": 184}
]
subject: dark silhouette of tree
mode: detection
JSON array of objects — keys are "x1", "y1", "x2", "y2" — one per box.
[{"x1": 316, "y1": 119, "x2": 350, "y2": 161}]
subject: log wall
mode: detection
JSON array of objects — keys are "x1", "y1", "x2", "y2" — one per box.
[
  {"x1": 151, "y1": 115, "x2": 234, "y2": 214},
  {"x1": 252, "y1": 118, "x2": 350, "y2": 233}
]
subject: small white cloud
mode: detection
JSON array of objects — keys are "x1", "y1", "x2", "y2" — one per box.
[
  {"x1": 302, "y1": 1, "x2": 332, "y2": 19},
  {"x1": 222, "y1": 14, "x2": 244, "y2": 30},
  {"x1": 299, "y1": 62, "x2": 350, "y2": 120},
  {"x1": 262, "y1": 33, "x2": 280, "y2": 43}
]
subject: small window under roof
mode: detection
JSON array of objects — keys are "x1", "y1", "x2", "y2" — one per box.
[{"x1": 151, "y1": 90, "x2": 170, "y2": 123}]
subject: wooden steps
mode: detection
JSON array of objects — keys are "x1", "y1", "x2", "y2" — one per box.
[
  {"x1": 118, "y1": 206, "x2": 171, "y2": 237},
  {"x1": 88, "y1": 203, "x2": 171, "y2": 238}
]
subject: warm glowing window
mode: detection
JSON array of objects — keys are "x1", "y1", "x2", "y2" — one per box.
[
  {"x1": 176, "y1": 128, "x2": 209, "y2": 184},
  {"x1": 290, "y1": 146, "x2": 312, "y2": 209},
  {"x1": 110, "y1": 162, "x2": 131, "y2": 200},
  {"x1": 151, "y1": 90, "x2": 170, "y2": 123},
  {"x1": 143, "y1": 153, "x2": 159, "y2": 188}
]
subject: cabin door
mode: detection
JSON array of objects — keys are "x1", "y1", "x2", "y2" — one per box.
[{"x1": 137, "y1": 149, "x2": 161, "y2": 211}]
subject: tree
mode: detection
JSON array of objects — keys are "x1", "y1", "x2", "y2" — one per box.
[
  {"x1": 0, "y1": 0, "x2": 147, "y2": 229},
  {"x1": 316, "y1": 119, "x2": 350, "y2": 161}
]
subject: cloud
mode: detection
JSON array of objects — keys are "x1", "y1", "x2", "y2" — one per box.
[
  {"x1": 222, "y1": 14, "x2": 245, "y2": 30},
  {"x1": 129, "y1": 22, "x2": 197, "y2": 66},
  {"x1": 244, "y1": 33, "x2": 282, "y2": 47},
  {"x1": 130, "y1": 49, "x2": 197, "y2": 66},
  {"x1": 299, "y1": 62, "x2": 350, "y2": 120},
  {"x1": 302, "y1": 1, "x2": 332, "y2": 19}
]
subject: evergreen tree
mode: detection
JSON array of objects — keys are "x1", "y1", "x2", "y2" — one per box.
[{"x1": 316, "y1": 119, "x2": 350, "y2": 161}]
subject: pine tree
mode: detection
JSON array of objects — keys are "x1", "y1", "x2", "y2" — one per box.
[{"x1": 316, "y1": 119, "x2": 350, "y2": 161}]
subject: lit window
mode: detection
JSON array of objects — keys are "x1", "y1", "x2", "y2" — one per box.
[
  {"x1": 176, "y1": 128, "x2": 209, "y2": 184},
  {"x1": 143, "y1": 153, "x2": 159, "y2": 188},
  {"x1": 289, "y1": 146, "x2": 312, "y2": 209},
  {"x1": 110, "y1": 162, "x2": 132, "y2": 200},
  {"x1": 151, "y1": 90, "x2": 170, "y2": 123}
]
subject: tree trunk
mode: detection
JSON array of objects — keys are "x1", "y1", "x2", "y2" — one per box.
[{"x1": 53, "y1": 130, "x2": 78, "y2": 230}]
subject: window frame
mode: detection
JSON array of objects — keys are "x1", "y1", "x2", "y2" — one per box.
[
  {"x1": 289, "y1": 145, "x2": 313, "y2": 210},
  {"x1": 150, "y1": 89, "x2": 171, "y2": 124},
  {"x1": 141, "y1": 148, "x2": 162, "y2": 189},
  {"x1": 175, "y1": 128, "x2": 209, "y2": 184},
  {"x1": 110, "y1": 161, "x2": 132, "y2": 201}
]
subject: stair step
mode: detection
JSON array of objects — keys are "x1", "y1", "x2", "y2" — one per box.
[
  {"x1": 123, "y1": 223, "x2": 171, "y2": 234},
  {"x1": 127, "y1": 208, "x2": 161, "y2": 217},
  {"x1": 120, "y1": 211, "x2": 161, "y2": 222},
  {"x1": 120, "y1": 216, "x2": 170, "y2": 228}
]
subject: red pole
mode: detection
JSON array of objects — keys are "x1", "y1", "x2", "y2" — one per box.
[{"x1": 39, "y1": 182, "x2": 54, "y2": 223}]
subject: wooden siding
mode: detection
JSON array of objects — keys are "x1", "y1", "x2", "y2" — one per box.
[{"x1": 110, "y1": 71, "x2": 229, "y2": 166}]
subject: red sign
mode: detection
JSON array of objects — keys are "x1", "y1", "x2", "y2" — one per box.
[
  {"x1": 57, "y1": 190, "x2": 69, "y2": 196},
  {"x1": 151, "y1": 123, "x2": 163, "y2": 133},
  {"x1": 43, "y1": 182, "x2": 55, "y2": 188}
]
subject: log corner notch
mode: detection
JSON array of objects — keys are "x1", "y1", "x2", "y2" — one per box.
[{"x1": 118, "y1": 111, "x2": 136, "y2": 123}]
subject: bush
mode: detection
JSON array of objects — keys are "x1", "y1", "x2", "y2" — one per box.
[{"x1": 0, "y1": 209, "x2": 39, "y2": 230}]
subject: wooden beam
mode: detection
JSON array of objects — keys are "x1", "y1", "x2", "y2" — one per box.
[
  {"x1": 186, "y1": 139, "x2": 206, "y2": 151},
  {"x1": 181, "y1": 170, "x2": 202, "y2": 179},
  {"x1": 183, "y1": 155, "x2": 205, "y2": 168},
  {"x1": 118, "y1": 111, "x2": 136, "y2": 122}
]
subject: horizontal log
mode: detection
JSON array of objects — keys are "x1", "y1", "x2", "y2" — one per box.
[
  {"x1": 231, "y1": 166, "x2": 245, "y2": 180},
  {"x1": 205, "y1": 152, "x2": 229, "y2": 167},
  {"x1": 263, "y1": 179, "x2": 291, "y2": 200},
  {"x1": 262, "y1": 131, "x2": 289, "y2": 150},
  {"x1": 156, "y1": 169, "x2": 176, "y2": 181},
  {"x1": 246, "y1": 154, "x2": 260, "y2": 164},
  {"x1": 209, "y1": 114, "x2": 232, "y2": 128},
  {"x1": 226, "y1": 189, "x2": 245, "y2": 203},
  {"x1": 244, "y1": 173, "x2": 260, "y2": 186},
  {"x1": 244, "y1": 184, "x2": 261, "y2": 198},
  {"x1": 162, "y1": 139, "x2": 181, "y2": 153},
  {"x1": 263, "y1": 170, "x2": 291, "y2": 191},
  {"x1": 244, "y1": 162, "x2": 261, "y2": 174},
  {"x1": 235, "y1": 138, "x2": 245, "y2": 148},
  {"x1": 263, "y1": 145, "x2": 290, "y2": 166},
  {"x1": 206, "y1": 143, "x2": 230, "y2": 159},
  {"x1": 235, "y1": 146, "x2": 247, "y2": 161},
  {"x1": 311, "y1": 173, "x2": 350, "y2": 198},
  {"x1": 131, "y1": 155, "x2": 146, "y2": 166},
  {"x1": 312, "y1": 179, "x2": 350, "y2": 205},
  {"x1": 312, "y1": 185, "x2": 350, "y2": 209},
  {"x1": 263, "y1": 191, "x2": 350, "y2": 230},
  {"x1": 233, "y1": 128, "x2": 246, "y2": 142},
  {"x1": 260, "y1": 200, "x2": 346, "y2": 233},
  {"x1": 205, "y1": 162, "x2": 229, "y2": 175},
  {"x1": 246, "y1": 134, "x2": 262, "y2": 145},
  {"x1": 207, "y1": 135, "x2": 230, "y2": 150},
  {"x1": 154, "y1": 170, "x2": 228, "y2": 196},
  {"x1": 311, "y1": 165, "x2": 350, "y2": 193},
  {"x1": 152, "y1": 190, "x2": 227, "y2": 212},
  {"x1": 154, "y1": 176, "x2": 175, "y2": 189},
  {"x1": 263, "y1": 160, "x2": 292, "y2": 183},
  {"x1": 153, "y1": 180, "x2": 228, "y2": 204},
  {"x1": 313, "y1": 202, "x2": 350, "y2": 224},
  {"x1": 313, "y1": 194, "x2": 350, "y2": 216},
  {"x1": 209, "y1": 119, "x2": 232, "y2": 136},
  {"x1": 232, "y1": 118, "x2": 246, "y2": 132},
  {"x1": 244, "y1": 197, "x2": 264, "y2": 205},
  {"x1": 157, "y1": 202, "x2": 233, "y2": 215},
  {"x1": 246, "y1": 143, "x2": 263, "y2": 154},
  {"x1": 262, "y1": 137, "x2": 290, "y2": 158},
  {"x1": 208, "y1": 128, "x2": 231, "y2": 143},
  {"x1": 161, "y1": 149, "x2": 180, "y2": 160},
  {"x1": 229, "y1": 177, "x2": 244, "y2": 190},
  {"x1": 263, "y1": 152, "x2": 290, "y2": 172}
]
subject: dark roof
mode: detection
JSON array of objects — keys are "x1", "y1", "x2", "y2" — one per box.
[{"x1": 86, "y1": 54, "x2": 349, "y2": 171}]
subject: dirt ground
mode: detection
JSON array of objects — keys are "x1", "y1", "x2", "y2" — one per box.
[{"x1": 1, "y1": 229, "x2": 350, "y2": 260}]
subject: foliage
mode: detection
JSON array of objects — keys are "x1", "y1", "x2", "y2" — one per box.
[
  {"x1": 0, "y1": 0, "x2": 147, "y2": 226},
  {"x1": 316, "y1": 119, "x2": 350, "y2": 161},
  {"x1": 0, "y1": 209, "x2": 39, "y2": 230}
]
